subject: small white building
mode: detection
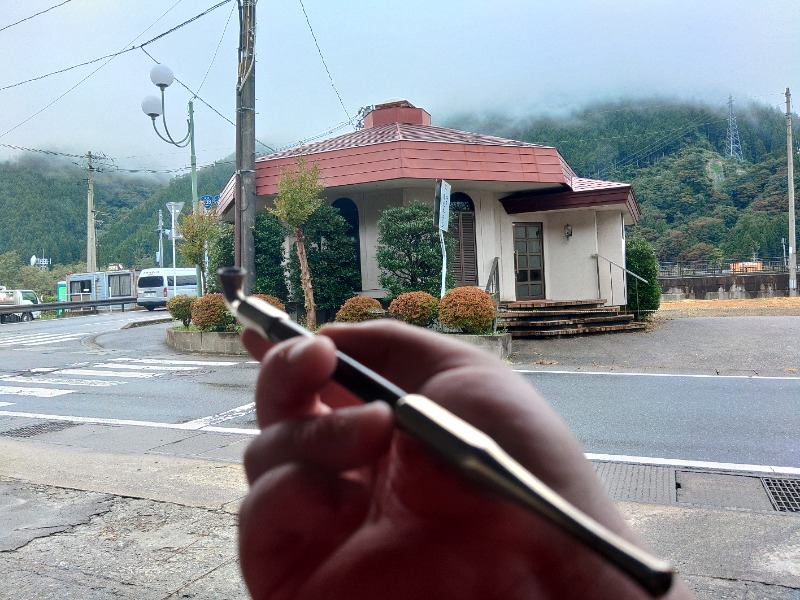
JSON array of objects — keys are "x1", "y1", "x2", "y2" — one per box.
[{"x1": 219, "y1": 100, "x2": 639, "y2": 307}]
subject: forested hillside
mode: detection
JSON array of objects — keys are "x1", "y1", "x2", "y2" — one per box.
[
  {"x1": 1, "y1": 97, "x2": 796, "y2": 284},
  {"x1": 447, "y1": 98, "x2": 796, "y2": 261},
  {"x1": 0, "y1": 155, "x2": 234, "y2": 269}
]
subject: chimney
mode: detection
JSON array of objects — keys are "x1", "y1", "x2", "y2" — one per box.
[{"x1": 363, "y1": 100, "x2": 431, "y2": 128}]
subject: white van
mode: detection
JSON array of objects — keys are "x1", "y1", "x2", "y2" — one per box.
[{"x1": 136, "y1": 268, "x2": 198, "y2": 311}]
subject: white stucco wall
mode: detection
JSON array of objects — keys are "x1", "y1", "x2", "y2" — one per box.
[
  {"x1": 334, "y1": 187, "x2": 629, "y2": 307},
  {"x1": 595, "y1": 210, "x2": 627, "y2": 306},
  {"x1": 343, "y1": 190, "x2": 403, "y2": 296}
]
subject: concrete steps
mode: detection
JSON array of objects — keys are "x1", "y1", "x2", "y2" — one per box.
[{"x1": 497, "y1": 299, "x2": 646, "y2": 337}]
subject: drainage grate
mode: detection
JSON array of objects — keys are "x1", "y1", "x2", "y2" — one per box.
[
  {"x1": 763, "y1": 477, "x2": 800, "y2": 512},
  {"x1": 1, "y1": 420, "x2": 80, "y2": 438}
]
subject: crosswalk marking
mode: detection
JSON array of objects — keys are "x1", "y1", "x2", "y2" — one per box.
[
  {"x1": 0, "y1": 386, "x2": 74, "y2": 398},
  {"x1": 89, "y1": 362, "x2": 201, "y2": 371},
  {"x1": 0, "y1": 357, "x2": 244, "y2": 400},
  {"x1": 0, "y1": 332, "x2": 87, "y2": 347},
  {"x1": 0, "y1": 375, "x2": 121, "y2": 387},
  {"x1": 110, "y1": 357, "x2": 239, "y2": 367},
  {"x1": 54, "y1": 368, "x2": 163, "y2": 379}
]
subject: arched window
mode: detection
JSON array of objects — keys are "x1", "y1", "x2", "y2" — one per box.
[
  {"x1": 332, "y1": 197, "x2": 361, "y2": 276},
  {"x1": 450, "y1": 192, "x2": 477, "y2": 286}
]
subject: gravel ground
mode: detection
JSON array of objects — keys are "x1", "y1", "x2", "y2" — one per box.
[{"x1": 511, "y1": 299, "x2": 800, "y2": 376}]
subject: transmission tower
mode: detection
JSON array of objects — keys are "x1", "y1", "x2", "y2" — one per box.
[{"x1": 727, "y1": 95, "x2": 743, "y2": 161}]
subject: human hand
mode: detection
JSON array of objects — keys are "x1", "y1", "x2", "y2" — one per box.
[{"x1": 239, "y1": 320, "x2": 691, "y2": 600}]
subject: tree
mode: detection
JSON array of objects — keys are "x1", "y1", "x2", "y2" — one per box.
[
  {"x1": 376, "y1": 201, "x2": 455, "y2": 298},
  {"x1": 253, "y1": 213, "x2": 288, "y2": 301},
  {"x1": 178, "y1": 204, "x2": 220, "y2": 295},
  {"x1": 288, "y1": 205, "x2": 360, "y2": 314},
  {"x1": 269, "y1": 156, "x2": 324, "y2": 329},
  {"x1": 207, "y1": 215, "x2": 288, "y2": 301},
  {"x1": 625, "y1": 236, "x2": 661, "y2": 315}
]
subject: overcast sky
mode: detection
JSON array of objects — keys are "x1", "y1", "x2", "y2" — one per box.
[{"x1": 1, "y1": 0, "x2": 798, "y2": 178}]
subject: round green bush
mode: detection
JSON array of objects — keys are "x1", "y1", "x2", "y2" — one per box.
[
  {"x1": 252, "y1": 293, "x2": 286, "y2": 313},
  {"x1": 166, "y1": 294, "x2": 196, "y2": 327},
  {"x1": 438, "y1": 287, "x2": 496, "y2": 334},
  {"x1": 190, "y1": 293, "x2": 236, "y2": 332},
  {"x1": 334, "y1": 296, "x2": 384, "y2": 323},
  {"x1": 388, "y1": 291, "x2": 438, "y2": 327}
]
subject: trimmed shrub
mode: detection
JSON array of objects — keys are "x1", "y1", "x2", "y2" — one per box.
[
  {"x1": 166, "y1": 294, "x2": 196, "y2": 327},
  {"x1": 191, "y1": 293, "x2": 236, "y2": 332},
  {"x1": 625, "y1": 236, "x2": 661, "y2": 315},
  {"x1": 388, "y1": 291, "x2": 438, "y2": 327},
  {"x1": 252, "y1": 293, "x2": 286, "y2": 313},
  {"x1": 438, "y1": 287, "x2": 496, "y2": 334},
  {"x1": 335, "y1": 295, "x2": 384, "y2": 323}
]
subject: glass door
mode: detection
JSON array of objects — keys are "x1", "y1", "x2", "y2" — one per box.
[{"x1": 513, "y1": 222, "x2": 545, "y2": 300}]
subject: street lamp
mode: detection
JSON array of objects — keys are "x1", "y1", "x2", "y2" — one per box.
[{"x1": 141, "y1": 64, "x2": 204, "y2": 294}]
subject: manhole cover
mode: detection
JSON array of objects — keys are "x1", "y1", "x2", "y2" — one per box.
[
  {"x1": 763, "y1": 477, "x2": 800, "y2": 512},
  {"x1": 1, "y1": 421, "x2": 79, "y2": 438}
]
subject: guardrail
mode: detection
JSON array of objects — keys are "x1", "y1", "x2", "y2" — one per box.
[{"x1": 0, "y1": 297, "x2": 137, "y2": 321}]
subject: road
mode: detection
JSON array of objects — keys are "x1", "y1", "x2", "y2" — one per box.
[
  {"x1": 518, "y1": 370, "x2": 800, "y2": 469},
  {"x1": 0, "y1": 311, "x2": 797, "y2": 471},
  {"x1": 0, "y1": 311, "x2": 257, "y2": 430}
]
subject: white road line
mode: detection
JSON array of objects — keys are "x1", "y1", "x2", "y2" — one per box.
[
  {"x1": 0, "y1": 376, "x2": 121, "y2": 387},
  {"x1": 54, "y1": 369, "x2": 162, "y2": 379},
  {"x1": 89, "y1": 363, "x2": 200, "y2": 371},
  {"x1": 0, "y1": 402, "x2": 14, "y2": 407},
  {"x1": 0, "y1": 386, "x2": 75, "y2": 398},
  {"x1": 0, "y1": 333, "x2": 87, "y2": 347},
  {"x1": 586, "y1": 453, "x2": 800, "y2": 476},
  {"x1": 110, "y1": 358, "x2": 240, "y2": 366},
  {"x1": 515, "y1": 369, "x2": 800, "y2": 381},
  {"x1": 182, "y1": 403, "x2": 255, "y2": 428},
  {"x1": 0, "y1": 410, "x2": 258, "y2": 433},
  {"x1": 1, "y1": 409, "x2": 797, "y2": 476}
]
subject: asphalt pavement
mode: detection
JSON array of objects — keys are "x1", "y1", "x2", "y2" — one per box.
[{"x1": 0, "y1": 315, "x2": 798, "y2": 599}]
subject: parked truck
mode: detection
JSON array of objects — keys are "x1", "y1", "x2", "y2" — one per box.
[{"x1": 0, "y1": 287, "x2": 42, "y2": 323}]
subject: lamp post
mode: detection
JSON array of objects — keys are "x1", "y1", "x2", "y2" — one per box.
[
  {"x1": 166, "y1": 202, "x2": 184, "y2": 298},
  {"x1": 141, "y1": 64, "x2": 204, "y2": 295}
]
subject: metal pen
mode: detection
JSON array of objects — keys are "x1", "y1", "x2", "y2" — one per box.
[{"x1": 218, "y1": 267, "x2": 674, "y2": 597}]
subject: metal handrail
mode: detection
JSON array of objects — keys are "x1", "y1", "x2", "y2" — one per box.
[
  {"x1": 0, "y1": 297, "x2": 137, "y2": 319},
  {"x1": 591, "y1": 254, "x2": 647, "y2": 308},
  {"x1": 592, "y1": 254, "x2": 647, "y2": 283},
  {"x1": 484, "y1": 257, "x2": 500, "y2": 333}
]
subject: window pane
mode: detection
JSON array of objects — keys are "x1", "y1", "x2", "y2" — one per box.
[
  {"x1": 514, "y1": 241, "x2": 526, "y2": 253},
  {"x1": 518, "y1": 255, "x2": 528, "y2": 269},
  {"x1": 514, "y1": 225, "x2": 525, "y2": 238},
  {"x1": 527, "y1": 225, "x2": 540, "y2": 238}
]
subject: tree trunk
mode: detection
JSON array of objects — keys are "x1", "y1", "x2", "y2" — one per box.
[{"x1": 294, "y1": 227, "x2": 317, "y2": 330}]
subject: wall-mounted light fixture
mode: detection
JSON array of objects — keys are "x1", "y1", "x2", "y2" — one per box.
[{"x1": 564, "y1": 224, "x2": 573, "y2": 239}]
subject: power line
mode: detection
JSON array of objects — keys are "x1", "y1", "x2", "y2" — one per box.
[
  {"x1": 297, "y1": 0, "x2": 352, "y2": 126},
  {"x1": 0, "y1": 0, "x2": 233, "y2": 93},
  {"x1": 196, "y1": 0, "x2": 237, "y2": 95},
  {"x1": 0, "y1": 0, "x2": 73, "y2": 34}
]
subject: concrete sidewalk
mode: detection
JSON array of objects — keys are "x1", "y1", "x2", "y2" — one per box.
[{"x1": 0, "y1": 417, "x2": 798, "y2": 599}]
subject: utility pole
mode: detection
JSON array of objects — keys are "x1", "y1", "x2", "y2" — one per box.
[
  {"x1": 787, "y1": 88, "x2": 797, "y2": 297},
  {"x1": 86, "y1": 151, "x2": 97, "y2": 273},
  {"x1": 236, "y1": 0, "x2": 256, "y2": 293}
]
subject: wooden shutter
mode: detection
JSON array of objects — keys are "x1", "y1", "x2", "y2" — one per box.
[{"x1": 453, "y1": 212, "x2": 478, "y2": 286}]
